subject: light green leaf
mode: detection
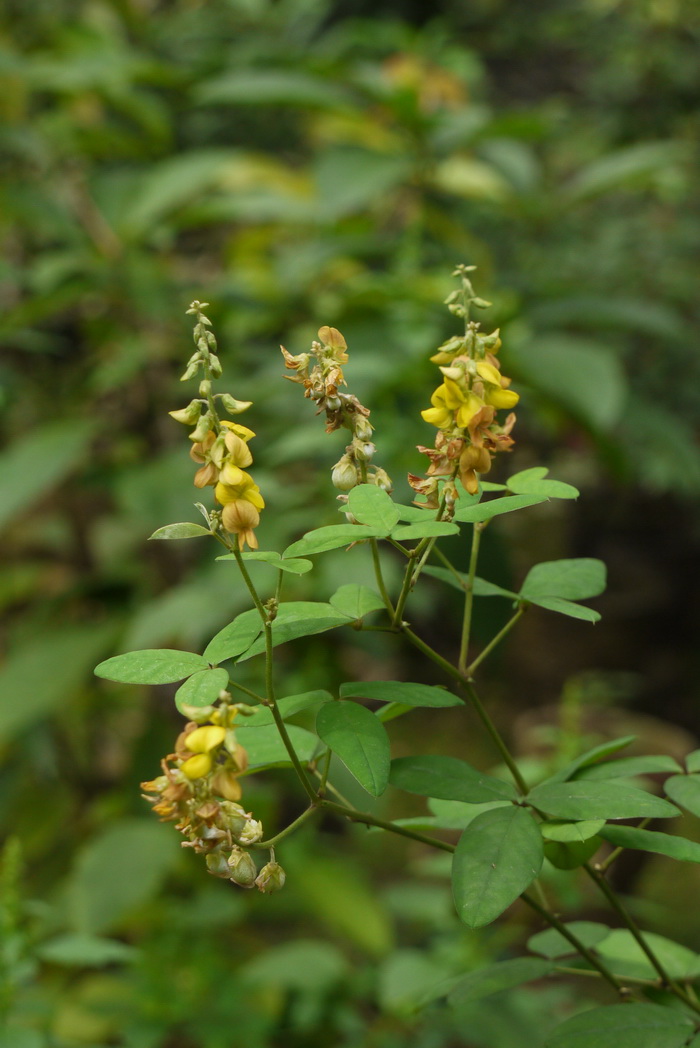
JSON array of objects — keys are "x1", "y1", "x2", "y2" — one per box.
[
  {"x1": 0, "y1": 418, "x2": 96, "y2": 534},
  {"x1": 448, "y1": 957, "x2": 553, "y2": 1006},
  {"x1": 0, "y1": 1029, "x2": 45, "y2": 1048},
  {"x1": 541, "y1": 820, "x2": 605, "y2": 842},
  {"x1": 149, "y1": 522, "x2": 211, "y2": 540},
  {"x1": 395, "y1": 504, "x2": 437, "y2": 522},
  {"x1": 565, "y1": 140, "x2": 689, "y2": 201},
  {"x1": 314, "y1": 146, "x2": 411, "y2": 220},
  {"x1": 524, "y1": 597, "x2": 600, "y2": 622},
  {"x1": 528, "y1": 921, "x2": 611, "y2": 959},
  {"x1": 217, "y1": 550, "x2": 313, "y2": 574},
  {"x1": 340, "y1": 681, "x2": 461, "y2": 709},
  {"x1": 428, "y1": 798, "x2": 512, "y2": 829},
  {"x1": 347, "y1": 484, "x2": 401, "y2": 530},
  {"x1": 242, "y1": 940, "x2": 348, "y2": 991},
  {"x1": 507, "y1": 467, "x2": 579, "y2": 500},
  {"x1": 686, "y1": 749, "x2": 700, "y2": 773},
  {"x1": 174, "y1": 668, "x2": 229, "y2": 713},
  {"x1": 202, "y1": 610, "x2": 262, "y2": 664},
  {"x1": 526, "y1": 780, "x2": 680, "y2": 820},
  {"x1": 390, "y1": 755, "x2": 517, "y2": 803},
  {"x1": 36, "y1": 934, "x2": 138, "y2": 967},
  {"x1": 663, "y1": 774, "x2": 700, "y2": 816},
  {"x1": 595, "y1": 929, "x2": 700, "y2": 981},
  {"x1": 236, "y1": 723, "x2": 319, "y2": 771},
  {"x1": 544, "y1": 836, "x2": 602, "y2": 870},
  {"x1": 0, "y1": 623, "x2": 116, "y2": 745},
  {"x1": 452, "y1": 806, "x2": 543, "y2": 928},
  {"x1": 237, "y1": 602, "x2": 353, "y2": 661},
  {"x1": 240, "y1": 690, "x2": 333, "y2": 727},
  {"x1": 391, "y1": 521, "x2": 460, "y2": 540},
  {"x1": 378, "y1": 950, "x2": 454, "y2": 1014},
  {"x1": 123, "y1": 148, "x2": 239, "y2": 233},
  {"x1": 453, "y1": 494, "x2": 548, "y2": 523},
  {"x1": 543, "y1": 736, "x2": 636, "y2": 785},
  {"x1": 520, "y1": 559, "x2": 607, "y2": 602},
  {"x1": 284, "y1": 523, "x2": 388, "y2": 557},
  {"x1": 329, "y1": 584, "x2": 385, "y2": 620},
  {"x1": 577, "y1": 754, "x2": 683, "y2": 781},
  {"x1": 316, "y1": 701, "x2": 390, "y2": 797},
  {"x1": 421, "y1": 566, "x2": 518, "y2": 599},
  {"x1": 94, "y1": 648, "x2": 208, "y2": 685},
  {"x1": 66, "y1": 819, "x2": 181, "y2": 934},
  {"x1": 195, "y1": 70, "x2": 353, "y2": 109},
  {"x1": 544, "y1": 1003, "x2": 693, "y2": 1048},
  {"x1": 598, "y1": 825, "x2": 700, "y2": 864}
]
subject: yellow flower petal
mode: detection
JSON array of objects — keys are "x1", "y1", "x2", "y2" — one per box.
[
  {"x1": 185, "y1": 725, "x2": 226, "y2": 753},
  {"x1": 181, "y1": 753, "x2": 212, "y2": 780},
  {"x1": 475, "y1": 361, "x2": 502, "y2": 386},
  {"x1": 221, "y1": 421, "x2": 256, "y2": 441},
  {"x1": 455, "y1": 392, "x2": 484, "y2": 428},
  {"x1": 485, "y1": 388, "x2": 519, "y2": 409},
  {"x1": 421, "y1": 406, "x2": 452, "y2": 428}
]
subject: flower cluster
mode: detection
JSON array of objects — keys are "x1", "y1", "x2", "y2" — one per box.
[
  {"x1": 169, "y1": 302, "x2": 264, "y2": 549},
  {"x1": 140, "y1": 704, "x2": 283, "y2": 892},
  {"x1": 409, "y1": 267, "x2": 518, "y2": 511},
  {"x1": 281, "y1": 325, "x2": 392, "y2": 495}
]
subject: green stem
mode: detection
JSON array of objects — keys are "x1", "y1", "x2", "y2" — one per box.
[
  {"x1": 227, "y1": 679, "x2": 266, "y2": 704},
  {"x1": 370, "y1": 537, "x2": 395, "y2": 615},
  {"x1": 255, "y1": 806, "x2": 318, "y2": 849},
  {"x1": 466, "y1": 606, "x2": 524, "y2": 677},
  {"x1": 596, "y1": 819, "x2": 650, "y2": 875},
  {"x1": 392, "y1": 550, "x2": 419, "y2": 626},
  {"x1": 320, "y1": 799, "x2": 455, "y2": 853},
  {"x1": 553, "y1": 966, "x2": 657, "y2": 988},
  {"x1": 458, "y1": 522, "x2": 483, "y2": 674},
  {"x1": 432, "y1": 545, "x2": 469, "y2": 590}
]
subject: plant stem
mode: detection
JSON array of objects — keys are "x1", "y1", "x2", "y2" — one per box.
[
  {"x1": 596, "y1": 819, "x2": 650, "y2": 875},
  {"x1": 392, "y1": 549, "x2": 418, "y2": 626},
  {"x1": 432, "y1": 545, "x2": 469, "y2": 589},
  {"x1": 370, "y1": 537, "x2": 395, "y2": 615},
  {"x1": 320, "y1": 799, "x2": 455, "y2": 853},
  {"x1": 461, "y1": 680, "x2": 529, "y2": 794},
  {"x1": 227, "y1": 679, "x2": 267, "y2": 704},
  {"x1": 458, "y1": 522, "x2": 483, "y2": 674},
  {"x1": 466, "y1": 607, "x2": 524, "y2": 677},
  {"x1": 256, "y1": 806, "x2": 318, "y2": 849}
]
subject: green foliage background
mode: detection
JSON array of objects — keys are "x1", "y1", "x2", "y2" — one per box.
[{"x1": 1, "y1": 0, "x2": 700, "y2": 1045}]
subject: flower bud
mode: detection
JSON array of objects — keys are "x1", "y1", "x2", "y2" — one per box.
[
  {"x1": 219, "y1": 394, "x2": 253, "y2": 415},
  {"x1": 353, "y1": 416, "x2": 373, "y2": 441},
  {"x1": 235, "y1": 818, "x2": 263, "y2": 846},
  {"x1": 209, "y1": 354, "x2": 223, "y2": 377},
  {"x1": 217, "y1": 800, "x2": 248, "y2": 835},
  {"x1": 372, "y1": 468, "x2": 393, "y2": 493},
  {"x1": 255, "y1": 861, "x2": 286, "y2": 894},
  {"x1": 206, "y1": 852, "x2": 232, "y2": 879},
  {"x1": 199, "y1": 379, "x2": 211, "y2": 397},
  {"x1": 178, "y1": 704, "x2": 216, "y2": 724},
  {"x1": 227, "y1": 846, "x2": 257, "y2": 888},
  {"x1": 169, "y1": 400, "x2": 203, "y2": 425},
  {"x1": 189, "y1": 412, "x2": 213, "y2": 443},
  {"x1": 353, "y1": 440, "x2": 375, "y2": 463},
  {"x1": 331, "y1": 455, "x2": 358, "y2": 492}
]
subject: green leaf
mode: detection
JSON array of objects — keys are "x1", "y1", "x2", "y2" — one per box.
[
  {"x1": 507, "y1": 467, "x2": 579, "y2": 500},
  {"x1": 36, "y1": 934, "x2": 138, "y2": 967},
  {"x1": 202, "y1": 610, "x2": 262, "y2": 664},
  {"x1": 473, "y1": 576, "x2": 519, "y2": 598},
  {"x1": 421, "y1": 566, "x2": 518, "y2": 599},
  {"x1": 544, "y1": 1003, "x2": 693, "y2": 1048},
  {"x1": 391, "y1": 521, "x2": 460, "y2": 540},
  {"x1": 195, "y1": 70, "x2": 353, "y2": 109},
  {"x1": 378, "y1": 949, "x2": 454, "y2": 1014},
  {"x1": 453, "y1": 494, "x2": 548, "y2": 523},
  {"x1": 284, "y1": 523, "x2": 388, "y2": 557},
  {"x1": 577, "y1": 754, "x2": 683, "y2": 781},
  {"x1": 565, "y1": 140, "x2": 689, "y2": 201},
  {"x1": 452, "y1": 806, "x2": 543, "y2": 928},
  {"x1": 94, "y1": 648, "x2": 208, "y2": 685},
  {"x1": 329, "y1": 584, "x2": 385, "y2": 619},
  {"x1": 541, "y1": 820, "x2": 605, "y2": 842},
  {"x1": 528, "y1": 921, "x2": 611, "y2": 959},
  {"x1": 390, "y1": 755, "x2": 517, "y2": 803},
  {"x1": 598, "y1": 825, "x2": 700, "y2": 864},
  {"x1": 236, "y1": 723, "x2": 319, "y2": 771},
  {"x1": 66, "y1": 819, "x2": 181, "y2": 934},
  {"x1": 520, "y1": 559, "x2": 607, "y2": 602},
  {"x1": 0, "y1": 623, "x2": 116, "y2": 745},
  {"x1": 240, "y1": 690, "x2": 333, "y2": 727},
  {"x1": 428, "y1": 798, "x2": 512, "y2": 829},
  {"x1": 217, "y1": 550, "x2": 314, "y2": 574},
  {"x1": 242, "y1": 940, "x2": 348, "y2": 992},
  {"x1": 448, "y1": 957, "x2": 553, "y2": 1006},
  {"x1": 0, "y1": 1029, "x2": 44, "y2": 1048},
  {"x1": 524, "y1": 597, "x2": 600, "y2": 622},
  {"x1": 149, "y1": 522, "x2": 211, "y2": 540},
  {"x1": 316, "y1": 702, "x2": 390, "y2": 796},
  {"x1": 340, "y1": 681, "x2": 461, "y2": 709},
  {"x1": 0, "y1": 418, "x2": 96, "y2": 534},
  {"x1": 347, "y1": 484, "x2": 401, "y2": 530},
  {"x1": 174, "y1": 668, "x2": 229, "y2": 713},
  {"x1": 595, "y1": 929, "x2": 700, "y2": 981},
  {"x1": 663, "y1": 774, "x2": 700, "y2": 816},
  {"x1": 544, "y1": 836, "x2": 602, "y2": 870},
  {"x1": 395, "y1": 504, "x2": 437, "y2": 522},
  {"x1": 543, "y1": 736, "x2": 636, "y2": 785},
  {"x1": 237, "y1": 602, "x2": 353, "y2": 661},
  {"x1": 526, "y1": 781, "x2": 680, "y2": 820},
  {"x1": 686, "y1": 749, "x2": 700, "y2": 773}
]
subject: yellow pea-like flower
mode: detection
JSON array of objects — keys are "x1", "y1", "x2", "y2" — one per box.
[
  {"x1": 181, "y1": 753, "x2": 213, "y2": 780},
  {"x1": 185, "y1": 725, "x2": 226, "y2": 753}
]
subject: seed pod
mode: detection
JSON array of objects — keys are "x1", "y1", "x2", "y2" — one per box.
[
  {"x1": 255, "y1": 861, "x2": 286, "y2": 894},
  {"x1": 227, "y1": 846, "x2": 257, "y2": 888},
  {"x1": 219, "y1": 394, "x2": 253, "y2": 415}
]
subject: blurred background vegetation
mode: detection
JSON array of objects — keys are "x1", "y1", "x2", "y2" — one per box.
[{"x1": 1, "y1": 0, "x2": 700, "y2": 1044}]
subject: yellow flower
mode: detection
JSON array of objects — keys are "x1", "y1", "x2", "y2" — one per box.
[
  {"x1": 215, "y1": 473, "x2": 265, "y2": 511},
  {"x1": 222, "y1": 500, "x2": 260, "y2": 550},
  {"x1": 181, "y1": 753, "x2": 213, "y2": 780},
  {"x1": 422, "y1": 380, "x2": 484, "y2": 430},
  {"x1": 185, "y1": 725, "x2": 226, "y2": 753},
  {"x1": 485, "y1": 387, "x2": 519, "y2": 410},
  {"x1": 221, "y1": 420, "x2": 256, "y2": 442}
]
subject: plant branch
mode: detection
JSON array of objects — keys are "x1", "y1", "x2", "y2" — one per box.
[
  {"x1": 320, "y1": 799, "x2": 455, "y2": 853},
  {"x1": 458, "y1": 522, "x2": 483, "y2": 673},
  {"x1": 466, "y1": 606, "x2": 524, "y2": 677}
]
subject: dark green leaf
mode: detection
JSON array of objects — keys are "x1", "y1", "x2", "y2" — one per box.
[
  {"x1": 453, "y1": 494, "x2": 548, "y2": 523},
  {"x1": 340, "y1": 681, "x2": 461, "y2": 709},
  {"x1": 347, "y1": 484, "x2": 401, "y2": 530},
  {"x1": 149, "y1": 522, "x2": 211, "y2": 540},
  {"x1": 284, "y1": 523, "x2": 388, "y2": 557},
  {"x1": 94, "y1": 648, "x2": 208, "y2": 685},
  {"x1": 421, "y1": 566, "x2": 518, "y2": 599},
  {"x1": 524, "y1": 597, "x2": 600, "y2": 622},
  {"x1": 577, "y1": 754, "x2": 683, "y2": 781},
  {"x1": 390, "y1": 755, "x2": 517, "y2": 803},
  {"x1": 686, "y1": 749, "x2": 700, "y2": 773},
  {"x1": 317, "y1": 702, "x2": 390, "y2": 796},
  {"x1": 240, "y1": 690, "x2": 333, "y2": 727},
  {"x1": 36, "y1": 934, "x2": 138, "y2": 967},
  {"x1": 452, "y1": 806, "x2": 543, "y2": 928},
  {"x1": 202, "y1": 610, "x2": 261, "y2": 664},
  {"x1": 595, "y1": 929, "x2": 700, "y2": 981},
  {"x1": 507, "y1": 467, "x2": 579, "y2": 500},
  {"x1": 663, "y1": 774, "x2": 700, "y2": 816},
  {"x1": 526, "y1": 780, "x2": 680, "y2": 820},
  {"x1": 195, "y1": 70, "x2": 354, "y2": 109},
  {"x1": 528, "y1": 921, "x2": 611, "y2": 959},
  {"x1": 543, "y1": 736, "x2": 636, "y2": 785},
  {"x1": 544, "y1": 836, "x2": 602, "y2": 869},
  {"x1": 428, "y1": 798, "x2": 512, "y2": 829},
  {"x1": 598, "y1": 824, "x2": 700, "y2": 864},
  {"x1": 395, "y1": 504, "x2": 437, "y2": 522},
  {"x1": 448, "y1": 957, "x2": 553, "y2": 1006},
  {"x1": 391, "y1": 521, "x2": 460, "y2": 540},
  {"x1": 236, "y1": 723, "x2": 319, "y2": 770},
  {"x1": 329, "y1": 584, "x2": 385, "y2": 619},
  {"x1": 544, "y1": 1003, "x2": 693, "y2": 1048},
  {"x1": 520, "y1": 559, "x2": 607, "y2": 602},
  {"x1": 174, "y1": 668, "x2": 229, "y2": 712},
  {"x1": 541, "y1": 820, "x2": 605, "y2": 842},
  {"x1": 238, "y1": 602, "x2": 353, "y2": 661},
  {"x1": 217, "y1": 550, "x2": 313, "y2": 574}
]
